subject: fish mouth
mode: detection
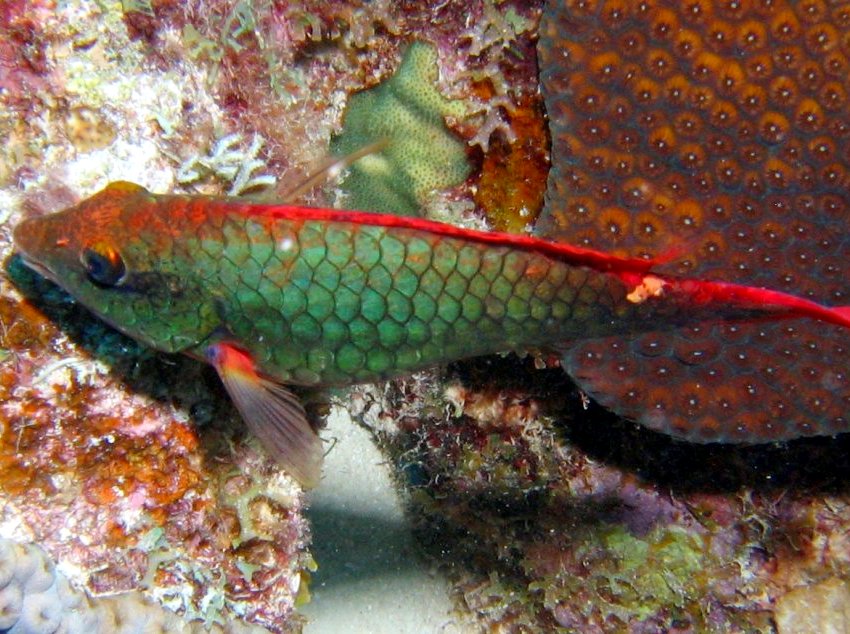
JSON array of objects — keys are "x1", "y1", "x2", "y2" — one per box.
[{"x1": 17, "y1": 252, "x2": 59, "y2": 286}]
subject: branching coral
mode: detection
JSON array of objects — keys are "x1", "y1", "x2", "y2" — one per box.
[{"x1": 177, "y1": 133, "x2": 276, "y2": 196}]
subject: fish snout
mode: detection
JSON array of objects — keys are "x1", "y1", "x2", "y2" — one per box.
[
  {"x1": 12, "y1": 216, "x2": 47, "y2": 260},
  {"x1": 13, "y1": 209, "x2": 74, "y2": 258},
  {"x1": 12, "y1": 216, "x2": 64, "y2": 283}
]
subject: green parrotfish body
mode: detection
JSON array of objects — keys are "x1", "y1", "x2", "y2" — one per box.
[{"x1": 12, "y1": 182, "x2": 850, "y2": 486}]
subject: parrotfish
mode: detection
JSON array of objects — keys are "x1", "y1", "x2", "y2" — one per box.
[{"x1": 12, "y1": 182, "x2": 850, "y2": 487}]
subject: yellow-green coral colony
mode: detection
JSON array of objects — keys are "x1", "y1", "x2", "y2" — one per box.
[{"x1": 330, "y1": 41, "x2": 471, "y2": 215}]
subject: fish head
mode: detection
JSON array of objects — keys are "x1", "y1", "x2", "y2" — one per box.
[{"x1": 14, "y1": 182, "x2": 220, "y2": 353}]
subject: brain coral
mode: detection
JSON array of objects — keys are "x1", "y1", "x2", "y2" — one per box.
[
  {"x1": 537, "y1": 0, "x2": 850, "y2": 444},
  {"x1": 0, "y1": 538, "x2": 268, "y2": 633},
  {"x1": 331, "y1": 41, "x2": 471, "y2": 215}
]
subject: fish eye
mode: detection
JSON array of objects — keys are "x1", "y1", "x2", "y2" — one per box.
[{"x1": 81, "y1": 243, "x2": 126, "y2": 287}]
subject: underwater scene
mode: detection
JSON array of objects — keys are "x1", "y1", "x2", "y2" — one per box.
[{"x1": 2, "y1": 0, "x2": 850, "y2": 632}]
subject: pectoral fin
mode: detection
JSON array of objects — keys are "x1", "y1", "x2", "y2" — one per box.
[{"x1": 207, "y1": 342, "x2": 322, "y2": 488}]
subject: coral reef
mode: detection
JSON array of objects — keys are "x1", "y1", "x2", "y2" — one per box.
[
  {"x1": 0, "y1": 262, "x2": 310, "y2": 630},
  {"x1": 8, "y1": 0, "x2": 850, "y2": 633},
  {"x1": 358, "y1": 354, "x2": 850, "y2": 632},
  {"x1": 539, "y1": 1, "x2": 850, "y2": 268},
  {"x1": 357, "y1": 2, "x2": 844, "y2": 630}
]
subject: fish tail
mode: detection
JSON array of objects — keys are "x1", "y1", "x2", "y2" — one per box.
[
  {"x1": 695, "y1": 281, "x2": 850, "y2": 330},
  {"x1": 833, "y1": 306, "x2": 850, "y2": 324},
  {"x1": 629, "y1": 273, "x2": 850, "y2": 331}
]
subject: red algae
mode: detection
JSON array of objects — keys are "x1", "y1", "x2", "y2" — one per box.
[
  {"x1": 0, "y1": 0, "x2": 52, "y2": 102},
  {"x1": 0, "y1": 282, "x2": 307, "y2": 629}
]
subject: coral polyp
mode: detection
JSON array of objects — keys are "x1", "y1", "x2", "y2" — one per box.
[{"x1": 538, "y1": 0, "x2": 850, "y2": 445}]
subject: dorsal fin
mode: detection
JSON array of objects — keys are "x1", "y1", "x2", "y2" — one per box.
[{"x1": 104, "y1": 181, "x2": 147, "y2": 196}]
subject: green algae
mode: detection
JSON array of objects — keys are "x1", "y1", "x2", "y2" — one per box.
[
  {"x1": 121, "y1": 0, "x2": 153, "y2": 16},
  {"x1": 599, "y1": 525, "x2": 705, "y2": 619},
  {"x1": 331, "y1": 41, "x2": 471, "y2": 215},
  {"x1": 530, "y1": 523, "x2": 713, "y2": 626}
]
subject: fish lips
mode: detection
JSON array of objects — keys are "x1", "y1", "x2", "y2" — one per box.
[{"x1": 17, "y1": 253, "x2": 60, "y2": 285}]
